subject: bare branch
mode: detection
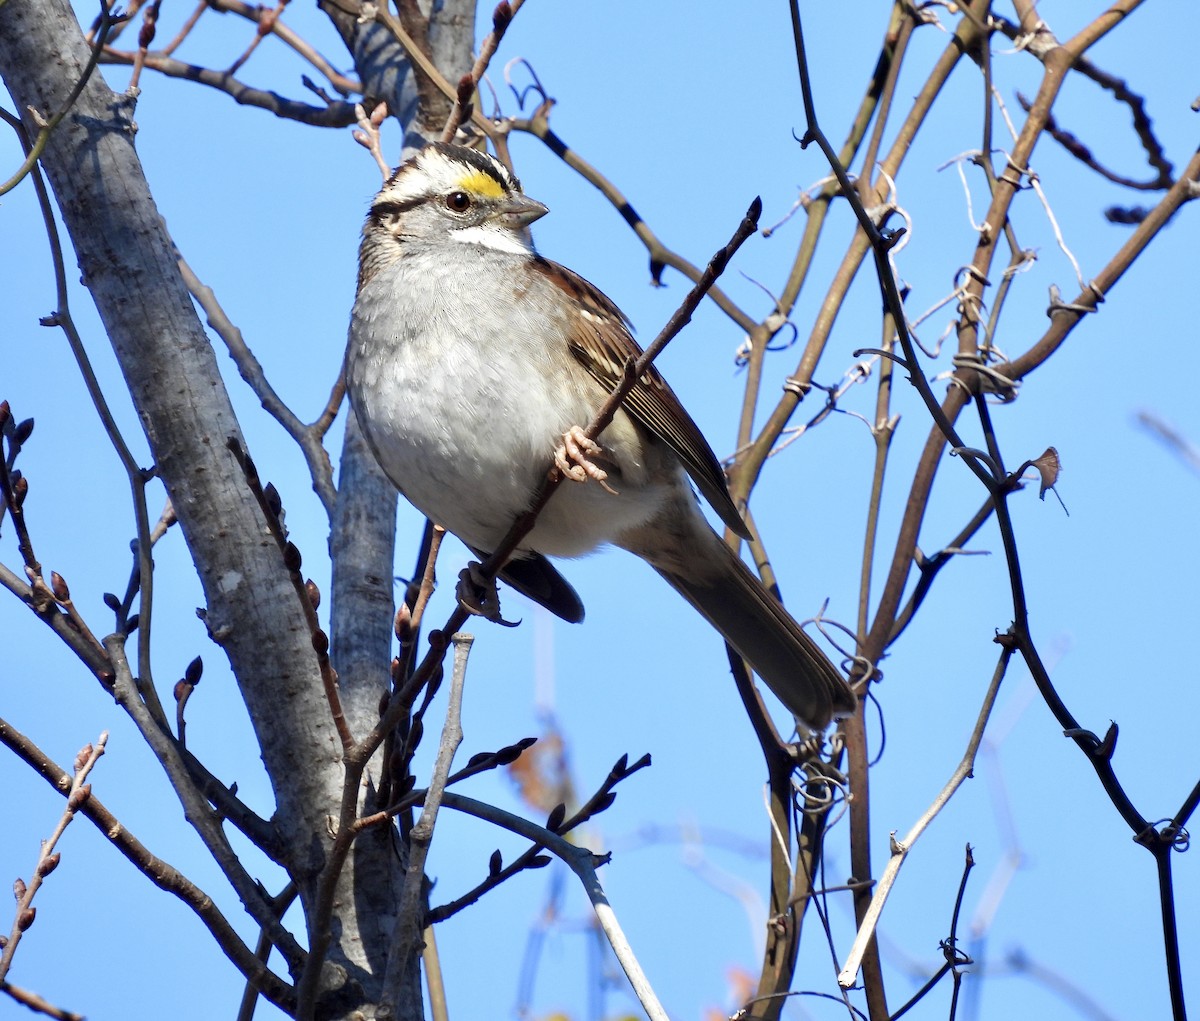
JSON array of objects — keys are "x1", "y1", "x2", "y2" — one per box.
[
  {"x1": 441, "y1": 792, "x2": 669, "y2": 1021},
  {"x1": 183, "y1": 259, "x2": 339, "y2": 516},
  {"x1": 378, "y1": 633, "x2": 472, "y2": 1016},
  {"x1": 99, "y1": 48, "x2": 358, "y2": 125},
  {"x1": 226, "y1": 440, "x2": 352, "y2": 749},
  {"x1": 439, "y1": 0, "x2": 521, "y2": 141},
  {"x1": 507, "y1": 110, "x2": 757, "y2": 333},
  {"x1": 838, "y1": 647, "x2": 1009, "y2": 987},
  {"x1": 0, "y1": 717, "x2": 295, "y2": 1011},
  {"x1": 0, "y1": 733, "x2": 107, "y2": 982},
  {"x1": 1, "y1": 981, "x2": 84, "y2": 1021},
  {"x1": 102, "y1": 634, "x2": 307, "y2": 971}
]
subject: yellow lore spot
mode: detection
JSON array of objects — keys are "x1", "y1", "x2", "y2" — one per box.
[{"x1": 458, "y1": 171, "x2": 506, "y2": 199}]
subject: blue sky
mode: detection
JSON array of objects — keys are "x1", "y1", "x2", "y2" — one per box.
[{"x1": 2, "y1": 2, "x2": 1198, "y2": 1019}]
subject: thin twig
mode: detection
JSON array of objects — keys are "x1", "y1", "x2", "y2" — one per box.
[
  {"x1": 8, "y1": 111, "x2": 168, "y2": 728},
  {"x1": 97, "y1": 48, "x2": 358, "y2": 125},
  {"x1": 426, "y1": 751, "x2": 650, "y2": 923},
  {"x1": 888, "y1": 496, "x2": 996, "y2": 645},
  {"x1": 0, "y1": 0, "x2": 122, "y2": 196},
  {"x1": 508, "y1": 112, "x2": 756, "y2": 333},
  {"x1": 378, "y1": 633, "x2": 472, "y2": 1014},
  {"x1": 439, "y1": 0, "x2": 522, "y2": 142},
  {"x1": 0, "y1": 981, "x2": 84, "y2": 1021},
  {"x1": 160, "y1": 0, "x2": 205, "y2": 57},
  {"x1": 235, "y1": 882, "x2": 298, "y2": 1021},
  {"x1": 0, "y1": 561, "x2": 114, "y2": 682},
  {"x1": 422, "y1": 924, "x2": 449, "y2": 1021},
  {"x1": 206, "y1": 0, "x2": 361, "y2": 94},
  {"x1": 101, "y1": 635, "x2": 307, "y2": 971},
  {"x1": 0, "y1": 717, "x2": 295, "y2": 1011},
  {"x1": 362, "y1": 0, "x2": 492, "y2": 138},
  {"x1": 226, "y1": 439, "x2": 352, "y2": 749},
  {"x1": 227, "y1": 0, "x2": 289, "y2": 76},
  {"x1": 0, "y1": 733, "x2": 108, "y2": 982},
  {"x1": 838, "y1": 646, "x2": 1009, "y2": 987},
  {"x1": 183, "y1": 259, "x2": 338, "y2": 515},
  {"x1": 440, "y1": 792, "x2": 669, "y2": 1021}
]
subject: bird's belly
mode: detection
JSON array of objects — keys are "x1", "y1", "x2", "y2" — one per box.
[{"x1": 348, "y1": 301, "x2": 668, "y2": 558}]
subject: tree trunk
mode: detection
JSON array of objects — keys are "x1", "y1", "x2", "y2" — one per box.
[{"x1": 0, "y1": 0, "x2": 471, "y2": 1013}]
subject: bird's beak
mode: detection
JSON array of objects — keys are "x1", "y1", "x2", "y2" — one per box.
[{"x1": 497, "y1": 194, "x2": 549, "y2": 228}]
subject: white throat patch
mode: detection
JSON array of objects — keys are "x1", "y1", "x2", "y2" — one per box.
[{"x1": 452, "y1": 223, "x2": 532, "y2": 256}]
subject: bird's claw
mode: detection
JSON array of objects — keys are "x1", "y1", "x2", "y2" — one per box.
[
  {"x1": 457, "y1": 562, "x2": 519, "y2": 627},
  {"x1": 555, "y1": 425, "x2": 619, "y2": 495}
]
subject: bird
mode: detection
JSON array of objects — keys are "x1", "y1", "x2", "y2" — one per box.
[{"x1": 346, "y1": 141, "x2": 856, "y2": 729}]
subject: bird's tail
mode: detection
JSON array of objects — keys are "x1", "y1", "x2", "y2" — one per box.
[{"x1": 650, "y1": 530, "x2": 857, "y2": 729}]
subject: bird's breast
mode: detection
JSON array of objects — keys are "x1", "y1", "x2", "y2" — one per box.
[{"x1": 346, "y1": 254, "x2": 672, "y2": 557}]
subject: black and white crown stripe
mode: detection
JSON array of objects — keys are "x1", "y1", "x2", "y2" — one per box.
[{"x1": 371, "y1": 143, "x2": 520, "y2": 219}]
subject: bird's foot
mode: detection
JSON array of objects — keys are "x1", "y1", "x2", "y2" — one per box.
[
  {"x1": 456, "y1": 562, "x2": 520, "y2": 627},
  {"x1": 555, "y1": 425, "x2": 619, "y2": 495}
]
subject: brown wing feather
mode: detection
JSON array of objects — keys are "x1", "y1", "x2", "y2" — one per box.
[{"x1": 533, "y1": 256, "x2": 749, "y2": 538}]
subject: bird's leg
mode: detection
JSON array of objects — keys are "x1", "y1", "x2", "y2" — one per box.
[
  {"x1": 554, "y1": 425, "x2": 619, "y2": 495},
  {"x1": 456, "y1": 562, "x2": 519, "y2": 627}
]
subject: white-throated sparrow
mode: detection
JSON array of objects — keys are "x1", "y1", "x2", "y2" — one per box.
[{"x1": 347, "y1": 141, "x2": 856, "y2": 728}]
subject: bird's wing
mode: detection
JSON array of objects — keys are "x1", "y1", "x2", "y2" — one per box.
[{"x1": 532, "y1": 256, "x2": 749, "y2": 538}]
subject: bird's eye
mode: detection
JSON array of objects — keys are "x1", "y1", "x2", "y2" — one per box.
[{"x1": 445, "y1": 191, "x2": 471, "y2": 212}]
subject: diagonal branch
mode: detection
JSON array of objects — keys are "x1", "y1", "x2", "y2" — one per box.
[
  {"x1": 0, "y1": 732, "x2": 108, "y2": 983},
  {"x1": 378, "y1": 633, "x2": 472, "y2": 1014},
  {"x1": 439, "y1": 0, "x2": 522, "y2": 142},
  {"x1": 440, "y1": 792, "x2": 669, "y2": 1021},
  {"x1": 0, "y1": 716, "x2": 296, "y2": 1011},
  {"x1": 181, "y1": 257, "x2": 339, "y2": 516},
  {"x1": 838, "y1": 646, "x2": 1009, "y2": 986}
]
